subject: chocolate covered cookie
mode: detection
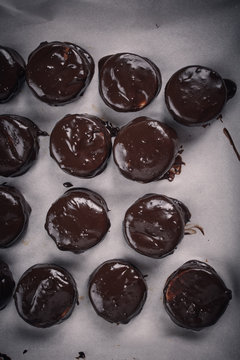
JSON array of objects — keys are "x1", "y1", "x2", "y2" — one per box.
[
  {"x1": 0, "y1": 114, "x2": 45, "y2": 177},
  {"x1": 123, "y1": 194, "x2": 190, "y2": 258},
  {"x1": 0, "y1": 45, "x2": 25, "y2": 103},
  {"x1": 163, "y1": 260, "x2": 232, "y2": 330},
  {"x1": 26, "y1": 41, "x2": 94, "y2": 105},
  {"x1": 50, "y1": 114, "x2": 112, "y2": 177},
  {"x1": 45, "y1": 188, "x2": 110, "y2": 254},
  {"x1": 99, "y1": 53, "x2": 161, "y2": 112},
  {"x1": 0, "y1": 260, "x2": 15, "y2": 310},
  {"x1": 14, "y1": 264, "x2": 78, "y2": 328},
  {"x1": 113, "y1": 116, "x2": 178, "y2": 182},
  {"x1": 89, "y1": 259, "x2": 147, "y2": 324},
  {"x1": 0, "y1": 185, "x2": 31, "y2": 248},
  {"x1": 165, "y1": 65, "x2": 229, "y2": 126}
]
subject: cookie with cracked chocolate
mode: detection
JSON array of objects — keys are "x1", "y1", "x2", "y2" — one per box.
[
  {"x1": 123, "y1": 194, "x2": 191, "y2": 258},
  {"x1": 163, "y1": 260, "x2": 232, "y2": 330},
  {"x1": 0, "y1": 45, "x2": 25, "y2": 103},
  {"x1": 0, "y1": 185, "x2": 31, "y2": 248},
  {"x1": 0, "y1": 260, "x2": 15, "y2": 310},
  {"x1": 26, "y1": 41, "x2": 94, "y2": 105},
  {"x1": 14, "y1": 264, "x2": 78, "y2": 328},
  {"x1": 0, "y1": 114, "x2": 46, "y2": 177},
  {"x1": 89, "y1": 259, "x2": 147, "y2": 324},
  {"x1": 99, "y1": 53, "x2": 161, "y2": 112},
  {"x1": 113, "y1": 116, "x2": 178, "y2": 182},
  {"x1": 45, "y1": 188, "x2": 110, "y2": 254},
  {"x1": 165, "y1": 65, "x2": 234, "y2": 126},
  {"x1": 50, "y1": 114, "x2": 112, "y2": 177}
]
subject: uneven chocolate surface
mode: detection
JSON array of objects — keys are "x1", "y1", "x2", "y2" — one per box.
[
  {"x1": 0, "y1": 114, "x2": 45, "y2": 177},
  {"x1": 163, "y1": 260, "x2": 232, "y2": 330},
  {"x1": 0, "y1": 260, "x2": 15, "y2": 310},
  {"x1": 123, "y1": 194, "x2": 191, "y2": 258},
  {"x1": 99, "y1": 53, "x2": 161, "y2": 112},
  {"x1": 26, "y1": 41, "x2": 94, "y2": 105},
  {"x1": 45, "y1": 188, "x2": 110, "y2": 253},
  {"x1": 89, "y1": 259, "x2": 147, "y2": 324},
  {"x1": 165, "y1": 65, "x2": 227, "y2": 126},
  {"x1": 0, "y1": 185, "x2": 31, "y2": 248},
  {"x1": 0, "y1": 46, "x2": 25, "y2": 103},
  {"x1": 50, "y1": 114, "x2": 112, "y2": 177},
  {"x1": 14, "y1": 264, "x2": 78, "y2": 328},
  {"x1": 113, "y1": 116, "x2": 178, "y2": 182}
]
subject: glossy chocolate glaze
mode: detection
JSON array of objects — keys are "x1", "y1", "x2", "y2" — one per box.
[
  {"x1": 88, "y1": 259, "x2": 147, "y2": 324},
  {"x1": 14, "y1": 264, "x2": 78, "y2": 328},
  {"x1": 165, "y1": 65, "x2": 227, "y2": 126},
  {"x1": 0, "y1": 114, "x2": 45, "y2": 177},
  {"x1": 0, "y1": 46, "x2": 25, "y2": 103},
  {"x1": 163, "y1": 260, "x2": 232, "y2": 330},
  {"x1": 50, "y1": 114, "x2": 112, "y2": 177},
  {"x1": 99, "y1": 53, "x2": 161, "y2": 112},
  {"x1": 223, "y1": 79, "x2": 237, "y2": 101},
  {"x1": 123, "y1": 194, "x2": 191, "y2": 258},
  {"x1": 45, "y1": 188, "x2": 110, "y2": 254},
  {"x1": 0, "y1": 185, "x2": 31, "y2": 248},
  {"x1": 113, "y1": 116, "x2": 178, "y2": 182},
  {"x1": 26, "y1": 41, "x2": 94, "y2": 105},
  {"x1": 0, "y1": 260, "x2": 15, "y2": 310}
]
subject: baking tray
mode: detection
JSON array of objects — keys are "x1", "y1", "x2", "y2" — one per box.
[{"x1": 0, "y1": 0, "x2": 240, "y2": 359}]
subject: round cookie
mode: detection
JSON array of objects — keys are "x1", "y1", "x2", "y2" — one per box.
[
  {"x1": 163, "y1": 260, "x2": 232, "y2": 330},
  {"x1": 14, "y1": 263, "x2": 78, "y2": 328},
  {"x1": 0, "y1": 45, "x2": 25, "y2": 103},
  {"x1": 89, "y1": 259, "x2": 147, "y2": 324},
  {"x1": 0, "y1": 114, "x2": 45, "y2": 177},
  {"x1": 113, "y1": 116, "x2": 178, "y2": 183},
  {"x1": 45, "y1": 188, "x2": 110, "y2": 254},
  {"x1": 0, "y1": 185, "x2": 31, "y2": 248},
  {"x1": 26, "y1": 41, "x2": 94, "y2": 105},
  {"x1": 123, "y1": 194, "x2": 191, "y2": 258},
  {"x1": 50, "y1": 114, "x2": 112, "y2": 177},
  {"x1": 99, "y1": 53, "x2": 161, "y2": 112},
  {"x1": 0, "y1": 260, "x2": 15, "y2": 310},
  {"x1": 165, "y1": 65, "x2": 227, "y2": 126}
]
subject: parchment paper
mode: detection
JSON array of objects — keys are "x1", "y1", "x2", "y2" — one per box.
[{"x1": 0, "y1": 1, "x2": 240, "y2": 359}]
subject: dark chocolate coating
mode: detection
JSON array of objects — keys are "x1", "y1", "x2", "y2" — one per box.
[
  {"x1": 0, "y1": 185, "x2": 31, "y2": 248},
  {"x1": 0, "y1": 114, "x2": 44, "y2": 177},
  {"x1": 45, "y1": 188, "x2": 110, "y2": 254},
  {"x1": 26, "y1": 41, "x2": 94, "y2": 106},
  {"x1": 88, "y1": 259, "x2": 147, "y2": 324},
  {"x1": 163, "y1": 260, "x2": 232, "y2": 330},
  {"x1": 113, "y1": 116, "x2": 178, "y2": 183},
  {"x1": 223, "y1": 79, "x2": 237, "y2": 101},
  {"x1": 99, "y1": 53, "x2": 161, "y2": 112},
  {"x1": 14, "y1": 263, "x2": 78, "y2": 328},
  {"x1": 165, "y1": 65, "x2": 227, "y2": 126},
  {"x1": 0, "y1": 260, "x2": 15, "y2": 310},
  {"x1": 0, "y1": 353, "x2": 11, "y2": 360},
  {"x1": 50, "y1": 114, "x2": 112, "y2": 177},
  {"x1": 0, "y1": 46, "x2": 25, "y2": 103},
  {"x1": 123, "y1": 194, "x2": 191, "y2": 258}
]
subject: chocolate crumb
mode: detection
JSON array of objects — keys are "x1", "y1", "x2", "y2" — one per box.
[
  {"x1": 63, "y1": 182, "x2": 73, "y2": 188},
  {"x1": 75, "y1": 352, "x2": 85, "y2": 359}
]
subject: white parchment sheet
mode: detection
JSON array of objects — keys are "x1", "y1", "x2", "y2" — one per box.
[{"x1": 0, "y1": 1, "x2": 240, "y2": 359}]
